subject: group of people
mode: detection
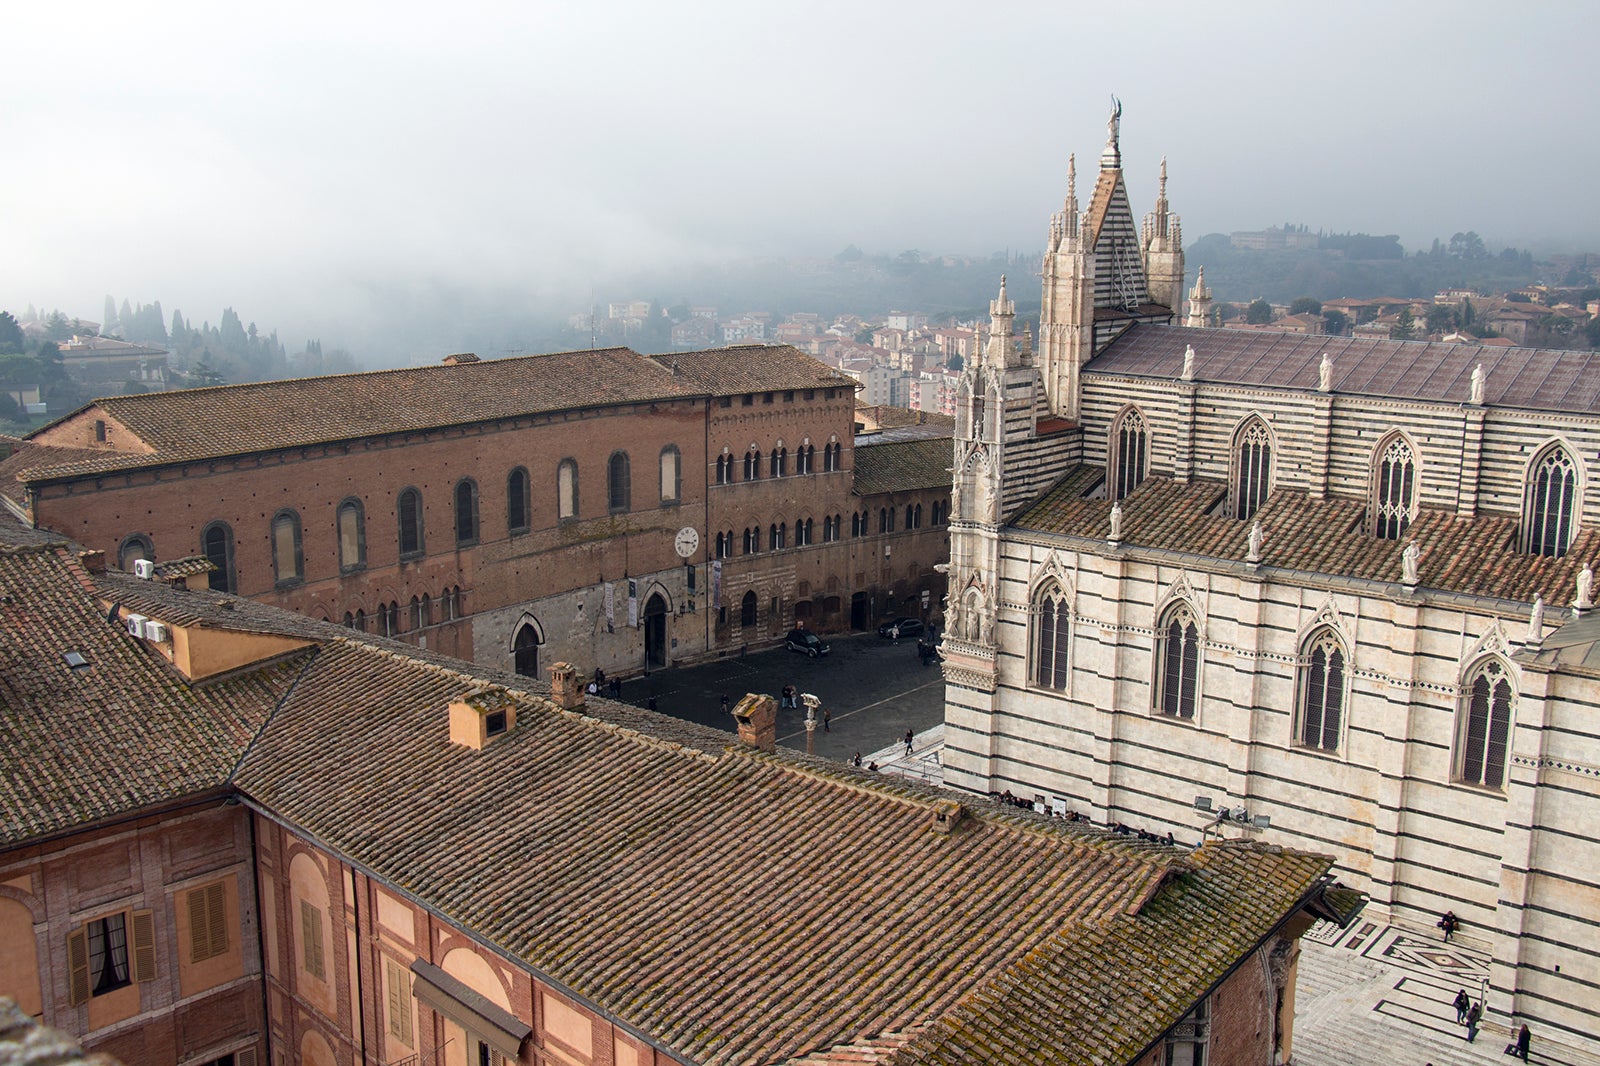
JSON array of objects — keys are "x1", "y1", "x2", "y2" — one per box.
[
  {"x1": 1450, "y1": 988, "x2": 1531, "y2": 1059},
  {"x1": 588, "y1": 668, "x2": 622, "y2": 699}
]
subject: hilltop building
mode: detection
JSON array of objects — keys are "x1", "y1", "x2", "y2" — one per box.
[
  {"x1": 0, "y1": 525, "x2": 1349, "y2": 1065},
  {"x1": 0, "y1": 345, "x2": 950, "y2": 679},
  {"x1": 942, "y1": 106, "x2": 1600, "y2": 1056}
]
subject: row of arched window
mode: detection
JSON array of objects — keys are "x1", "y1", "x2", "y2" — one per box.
[
  {"x1": 1107, "y1": 405, "x2": 1583, "y2": 556},
  {"x1": 708, "y1": 503, "x2": 946, "y2": 559},
  {"x1": 134, "y1": 449, "x2": 685, "y2": 591},
  {"x1": 339, "y1": 587, "x2": 464, "y2": 637},
  {"x1": 714, "y1": 441, "x2": 843, "y2": 484},
  {"x1": 1029, "y1": 583, "x2": 1516, "y2": 789}
]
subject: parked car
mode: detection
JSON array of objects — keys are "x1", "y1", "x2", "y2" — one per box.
[
  {"x1": 784, "y1": 628, "x2": 830, "y2": 657},
  {"x1": 876, "y1": 617, "x2": 924, "y2": 639}
]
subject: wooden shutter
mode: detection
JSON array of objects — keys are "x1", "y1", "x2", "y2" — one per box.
[
  {"x1": 300, "y1": 900, "x2": 324, "y2": 980},
  {"x1": 236, "y1": 1049, "x2": 258, "y2": 1066},
  {"x1": 67, "y1": 928, "x2": 89, "y2": 1006},
  {"x1": 131, "y1": 910, "x2": 156, "y2": 982},
  {"x1": 386, "y1": 958, "x2": 412, "y2": 1045},
  {"x1": 205, "y1": 883, "x2": 228, "y2": 958},
  {"x1": 188, "y1": 888, "x2": 210, "y2": 963}
]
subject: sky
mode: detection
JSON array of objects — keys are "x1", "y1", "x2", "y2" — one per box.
[{"x1": 4, "y1": 0, "x2": 1595, "y2": 357}]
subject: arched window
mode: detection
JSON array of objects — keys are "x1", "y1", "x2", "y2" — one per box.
[
  {"x1": 1155, "y1": 603, "x2": 1200, "y2": 719},
  {"x1": 769, "y1": 523, "x2": 785, "y2": 551},
  {"x1": 272, "y1": 509, "x2": 303, "y2": 584},
  {"x1": 409, "y1": 595, "x2": 424, "y2": 631},
  {"x1": 200, "y1": 522, "x2": 234, "y2": 592},
  {"x1": 745, "y1": 449, "x2": 761, "y2": 480},
  {"x1": 824, "y1": 441, "x2": 840, "y2": 472},
  {"x1": 118, "y1": 533, "x2": 154, "y2": 571},
  {"x1": 1525, "y1": 445, "x2": 1578, "y2": 557},
  {"x1": 557, "y1": 459, "x2": 578, "y2": 520},
  {"x1": 715, "y1": 531, "x2": 727, "y2": 558},
  {"x1": 904, "y1": 505, "x2": 914, "y2": 529},
  {"x1": 507, "y1": 467, "x2": 530, "y2": 534},
  {"x1": 454, "y1": 478, "x2": 480, "y2": 546},
  {"x1": 336, "y1": 499, "x2": 365, "y2": 573},
  {"x1": 879, "y1": 508, "x2": 889, "y2": 533},
  {"x1": 1232, "y1": 418, "x2": 1273, "y2": 520},
  {"x1": 740, "y1": 590, "x2": 758, "y2": 627},
  {"x1": 382, "y1": 600, "x2": 400, "y2": 638},
  {"x1": 397, "y1": 487, "x2": 424, "y2": 557},
  {"x1": 1110, "y1": 408, "x2": 1149, "y2": 501},
  {"x1": 1372, "y1": 435, "x2": 1416, "y2": 540},
  {"x1": 607, "y1": 451, "x2": 631, "y2": 513},
  {"x1": 1031, "y1": 583, "x2": 1071, "y2": 690},
  {"x1": 659, "y1": 445, "x2": 681, "y2": 504},
  {"x1": 716, "y1": 454, "x2": 731, "y2": 485},
  {"x1": 1297, "y1": 628, "x2": 1346, "y2": 752},
  {"x1": 771, "y1": 447, "x2": 787, "y2": 478},
  {"x1": 513, "y1": 622, "x2": 542, "y2": 678},
  {"x1": 1456, "y1": 658, "x2": 1514, "y2": 789},
  {"x1": 851, "y1": 512, "x2": 862, "y2": 537},
  {"x1": 932, "y1": 500, "x2": 946, "y2": 525},
  {"x1": 352, "y1": 608, "x2": 366, "y2": 632}
]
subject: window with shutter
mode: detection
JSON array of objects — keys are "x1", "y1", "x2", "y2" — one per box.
[
  {"x1": 188, "y1": 882, "x2": 228, "y2": 963},
  {"x1": 386, "y1": 957, "x2": 413, "y2": 1045},
  {"x1": 67, "y1": 927, "x2": 89, "y2": 1006},
  {"x1": 130, "y1": 909, "x2": 156, "y2": 982},
  {"x1": 300, "y1": 900, "x2": 325, "y2": 980}
]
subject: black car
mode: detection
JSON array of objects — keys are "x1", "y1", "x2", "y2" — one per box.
[
  {"x1": 876, "y1": 617, "x2": 924, "y2": 639},
  {"x1": 784, "y1": 628, "x2": 830, "y2": 657}
]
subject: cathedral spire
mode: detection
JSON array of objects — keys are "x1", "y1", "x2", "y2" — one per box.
[
  {"x1": 985, "y1": 275, "x2": 1018, "y2": 368},
  {"x1": 1185, "y1": 266, "x2": 1212, "y2": 328}
]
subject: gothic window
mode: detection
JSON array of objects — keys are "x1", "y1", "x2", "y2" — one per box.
[
  {"x1": 382, "y1": 600, "x2": 400, "y2": 637},
  {"x1": 744, "y1": 449, "x2": 761, "y2": 480},
  {"x1": 1456, "y1": 658, "x2": 1514, "y2": 789},
  {"x1": 271, "y1": 509, "x2": 303, "y2": 584},
  {"x1": 1110, "y1": 408, "x2": 1149, "y2": 501},
  {"x1": 454, "y1": 478, "x2": 480, "y2": 546},
  {"x1": 659, "y1": 446, "x2": 681, "y2": 504},
  {"x1": 1155, "y1": 603, "x2": 1200, "y2": 719},
  {"x1": 409, "y1": 595, "x2": 425, "y2": 631},
  {"x1": 1372, "y1": 435, "x2": 1416, "y2": 540},
  {"x1": 743, "y1": 527, "x2": 757, "y2": 554},
  {"x1": 1163, "y1": 997, "x2": 1209, "y2": 1066},
  {"x1": 1296, "y1": 628, "x2": 1347, "y2": 752},
  {"x1": 769, "y1": 522, "x2": 786, "y2": 551},
  {"x1": 932, "y1": 500, "x2": 946, "y2": 525},
  {"x1": 1031, "y1": 583, "x2": 1071, "y2": 691},
  {"x1": 798, "y1": 445, "x2": 815, "y2": 474},
  {"x1": 557, "y1": 459, "x2": 578, "y2": 520},
  {"x1": 607, "y1": 451, "x2": 631, "y2": 513},
  {"x1": 802, "y1": 517, "x2": 814, "y2": 545},
  {"x1": 201, "y1": 521, "x2": 235, "y2": 592},
  {"x1": 771, "y1": 447, "x2": 786, "y2": 478},
  {"x1": 398, "y1": 487, "x2": 425, "y2": 557},
  {"x1": 740, "y1": 590, "x2": 758, "y2": 627},
  {"x1": 1525, "y1": 445, "x2": 1578, "y2": 557},
  {"x1": 118, "y1": 533, "x2": 154, "y2": 571},
  {"x1": 824, "y1": 442, "x2": 840, "y2": 472},
  {"x1": 507, "y1": 467, "x2": 530, "y2": 534},
  {"x1": 332, "y1": 499, "x2": 365, "y2": 574},
  {"x1": 716, "y1": 454, "x2": 731, "y2": 485},
  {"x1": 1231, "y1": 417, "x2": 1273, "y2": 520},
  {"x1": 513, "y1": 622, "x2": 542, "y2": 678},
  {"x1": 851, "y1": 512, "x2": 862, "y2": 537},
  {"x1": 715, "y1": 531, "x2": 727, "y2": 558}
]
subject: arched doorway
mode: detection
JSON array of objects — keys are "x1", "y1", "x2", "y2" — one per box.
[
  {"x1": 643, "y1": 593, "x2": 669, "y2": 670},
  {"x1": 513, "y1": 621, "x2": 542, "y2": 678}
]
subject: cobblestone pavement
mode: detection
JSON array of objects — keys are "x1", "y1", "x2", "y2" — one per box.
[{"x1": 1295, "y1": 919, "x2": 1596, "y2": 1066}]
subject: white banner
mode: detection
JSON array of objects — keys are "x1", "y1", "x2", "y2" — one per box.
[
  {"x1": 627, "y1": 579, "x2": 638, "y2": 628},
  {"x1": 604, "y1": 582, "x2": 615, "y2": 632}
]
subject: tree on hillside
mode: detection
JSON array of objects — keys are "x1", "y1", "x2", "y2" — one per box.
[
  {"x1": 1322, "y1": 310, "x2": 1348, "y2": 337},
  {"x1": 103, "y1": 295, "x2": 119, "y2": 335},
  {"x1": 1246, "y1": 299, "x2": 1273, "y2": 324},
  {"x1": 1390, "y1": 307, "x2": 1417, "y2": 340},
  {"x1": 1425, "y1": 305, "x2": 1457, "y2": 334},
  {"x1": 1448, "y1": 231, "x2": 1486, "y2": 261},
  {"x1": 42, "y1": 311, "x2": 73, "y2": 341},
  {"x1": 189, "y1": 360, "x2": 227, "y2": 387},
  {"x1": 1289, "y1": 297, "x2": 1321, "y2": 316},
  {"x1": 0, "y1": 312, "x2": 24, "y2": 353}
]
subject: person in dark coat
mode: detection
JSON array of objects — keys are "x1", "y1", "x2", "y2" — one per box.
[
  {"x1": 1465, "y1": 1001, "x2": 1481, "y2": 1042},
  {"x1": 1453, "y1": 989, "x2": 1470, "y2": 1024},
  {"x1": 1516, "y1": 1023, "x2": 1531, "y2": 1061}
]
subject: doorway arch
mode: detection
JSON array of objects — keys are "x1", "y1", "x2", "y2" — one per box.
[
  {"x1": 643, "y1": 593, "x2": 669, "y2": 670},
  {"x1": 512, "y1": 618, "x2": 543, "y2": 678}
]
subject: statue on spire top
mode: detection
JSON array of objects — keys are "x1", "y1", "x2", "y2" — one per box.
[{"x1": 1107, "y1": 96, "x2": 1122, "y2": 149}]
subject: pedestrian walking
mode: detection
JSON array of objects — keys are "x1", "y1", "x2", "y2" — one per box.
[
  {"x1": 1515, "y1": 1023, "x2": 1531, "y2": 1061},
  {"x1": 1452, "y1": 989, "x2": 1470, "y2": 1025},
  {"x1": 720, "y1": 693, "x2": 731, "y2": 714},
  {"x1": 823, "y1": 707, "x2": 831, "y2": 732},
  {"x1": 904, "y1": 729, "x2": 914, "y2": 756},
  {"x1": 889, "y1": 624, "x2": 900, "y2": 643},
  {"x1": 647, "y1": 695, "x2": 658, "y2": 713},
  {"x1": 1465, "y1": 1001, "x2": 1481, "y2": 1043},
  {"x1": 611, "y1": 677, "x2": 622, "y2": 698}
]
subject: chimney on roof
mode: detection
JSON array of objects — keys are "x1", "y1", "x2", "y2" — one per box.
[
  {"x1": 442, "y1": 353, "x2": 480, "y2": 365},
  {"x1": 732, "y1": 692, "x2": 777, "y2": 752},
  {"x1": 931, "y1": 798, "x2": 965, "y2": 835},
  {"x1": 448, "y1": 688, "x2": 517, "y2": 750},
  {"x1": 549, "y1": 662, "x2": 585, "y2": 710},
  {"x1": 79, "y1": 550, "x2": 106, "y2": 574}
]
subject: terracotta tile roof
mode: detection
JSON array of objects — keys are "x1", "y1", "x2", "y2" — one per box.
[
  {"x1": 1088, "y1": 324, "x2": 1600, "y2": 415},
  {"x1": 892, "y1": 842, "x2": 1332, "y2": 1066},
  {"x1": 231, "y1": 632, "x2": 1332, "y2": 1065},
  {"x1": 19, "y1": 348, "x2": 698, "y2": 479},
  {"x1": 645, "y1": 345, "x2": 856, "y2": 394},
  {"x1": 852, "y1": 437, "x2": 954, "y2": 496},
  {"x1": 1014, "y1": 467, "x2": 1593, "y2": 606},
  {"x1": 0, "y1": 541, "x2": 300, "y2": 848},
  {"x1": 0, "y1": 996, "x2": 120, "y2": 1066}
]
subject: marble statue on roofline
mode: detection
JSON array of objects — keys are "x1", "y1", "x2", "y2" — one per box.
[
  {"x1": 1527, "y1": 595, "x2": 1545, "y2": 644},
  {"x1": 1402, "y1": 542, "x2": 1420, "y2": 586},
  {"x1": 1576, "y1": 565, "x2": 1594, "y2": 612},
  {"x1": 1181, "y1": 344, "x2": 1195, "y2": 382},
  {"x1": 1318, "y1": 352, "x2": 1332, "y2": 393},
  {"x1": 1109, "y1": 501, "x2": 1123, "y2": 542},
  {"x1": 1247, "y1": 520, "x2": 1263, "y2": 564},
  {"x1": 1471, "y1": 363, "x2": 1485, "y2": 405}
]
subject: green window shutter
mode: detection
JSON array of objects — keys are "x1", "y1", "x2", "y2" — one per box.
[
  {"x1": 67, "y1": 928, "x2": 89, "y2": 1006},
  {"x1": 131, "y1": 910, "x2": 156, "y2": 983}
]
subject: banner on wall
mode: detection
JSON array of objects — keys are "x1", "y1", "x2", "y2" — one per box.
[
  {"x1": 712, "y1": 560, "x2": 722, "y2": 607},
  {"x1": 604, "y1": 583, "x2": 615, "y2": 632},
  {"x1": 627, "y1": 579, "x2": 638, "y2": 628}
]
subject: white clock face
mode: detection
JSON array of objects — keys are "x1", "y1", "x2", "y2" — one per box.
[{"x1": 675, "y1": 526, "x2": 699, "y2": 558}]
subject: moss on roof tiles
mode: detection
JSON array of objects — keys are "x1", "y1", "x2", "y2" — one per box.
[{"x1": 853, "y1": 437, "x2": 955, "y2": 496}]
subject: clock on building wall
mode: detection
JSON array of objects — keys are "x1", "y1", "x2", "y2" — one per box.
[{"x1": 674, "y1": 526, "x2": 699, "y2": 558}]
